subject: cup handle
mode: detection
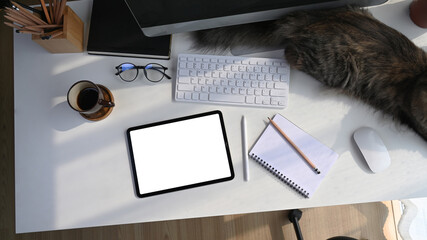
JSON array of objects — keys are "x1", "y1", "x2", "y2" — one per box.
[{"x1": 98, "y1": 99, "x2": 115, "y2": 107}]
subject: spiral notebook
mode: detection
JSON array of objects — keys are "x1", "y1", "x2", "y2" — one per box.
[{"x1": 249, "y1": 114, "x2": 339, "y2": 198}]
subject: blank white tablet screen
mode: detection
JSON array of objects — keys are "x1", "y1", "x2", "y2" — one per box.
[{"x1": 129, "y1": 113, "x2": 233, "y2": 196}]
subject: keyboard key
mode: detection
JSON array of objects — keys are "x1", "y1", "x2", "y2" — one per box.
[
  {"x1": 177, "y1": 92, "x2": 184, "y2": 99},
  {"x1": 209, "y1": 94, "x2": 246, "y2": 103},
  {"x1": 178, "y1": 84, "x2": 194, "y2": 91},
  {"x1": 200, "y1": 93, "x2": 209, "y2": 101},
  {"x1": 262, "y1": 66, "x2": 269, "y2": 73},
  {"x1": 270, "y1": 89, "x2": 287, "y2": 96},
  {"x1": 262, "y1": 89, "x2": 270, "y2": 96},
  {"x1": 278, "y1": 67, "x2": 288, "y2": 74},
  {"x1": 178, "y1": 77, "x2": 191, "y2": 83},
  {"x1": 179, "y1": 69, "x2": 189, "y2": 76},
  {"x1": 246, "y1": 96, "x2": 255, "y2": 103},
  {"x1": 187, "y1": 62, "x2": 194, "y2": 68},
  {"x1": 274, "y1": 82, "x2": 287, "y2": 89}
]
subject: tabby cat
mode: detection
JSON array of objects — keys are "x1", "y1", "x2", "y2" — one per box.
[{"x1": 193, "y1": 6, "x2": 427, "y2": 141}]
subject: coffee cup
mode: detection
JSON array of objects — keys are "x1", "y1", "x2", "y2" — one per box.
[{"x1": 67, "y1": 80, "x2": 115, "y2": 115}]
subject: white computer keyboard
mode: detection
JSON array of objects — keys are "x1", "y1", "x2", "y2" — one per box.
[{"x1": 175, "y1": 53, "x2": 290, "y2": 108}]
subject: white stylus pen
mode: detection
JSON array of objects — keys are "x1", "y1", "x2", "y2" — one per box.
[{"x1": 242, "y1": 116, "x2": 249, "y2": 181}]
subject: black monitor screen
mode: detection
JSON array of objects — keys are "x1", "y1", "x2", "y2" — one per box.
[
  {"x1": 124, "y1": 0, "x2": 330, "y2": 27},
  {"x1": 124, "y1": 0, "x2": 387, "y2": 36}
]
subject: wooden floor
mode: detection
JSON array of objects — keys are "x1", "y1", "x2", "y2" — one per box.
[{"x1": 0, "y1": 3, "x2": 402, "y2": 240}]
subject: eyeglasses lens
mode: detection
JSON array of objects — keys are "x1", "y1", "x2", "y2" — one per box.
[
  {"x1": 145, "y1": 63, "x2": 165, "y2": 82},
  {"x1": 119, "y1": 63, "x2": 138, "y2": 81}
]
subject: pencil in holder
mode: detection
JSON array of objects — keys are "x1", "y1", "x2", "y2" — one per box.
[{"x1": 32, "y1": 6, "x2": 84, "y2": 53}]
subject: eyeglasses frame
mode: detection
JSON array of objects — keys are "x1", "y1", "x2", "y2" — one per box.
[{"x1": 115, "y1": 62, "x2": 172, "y2": 82}]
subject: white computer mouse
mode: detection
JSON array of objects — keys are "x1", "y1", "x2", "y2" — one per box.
[{"x1": 353, "y1": 127, "x2": 391, "y2": 173}]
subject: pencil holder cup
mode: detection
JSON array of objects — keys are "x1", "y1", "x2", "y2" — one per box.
[{"x1": 32, "y1": 6, "x2": 84, "y2": 53}]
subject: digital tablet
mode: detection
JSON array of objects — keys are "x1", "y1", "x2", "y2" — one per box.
[{"x1": 126, "y1": 111, "x2": 234, "y2": 198}]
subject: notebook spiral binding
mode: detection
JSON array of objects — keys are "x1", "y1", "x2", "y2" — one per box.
[{"x1": 250, "y1": 153, "x2": 309, "y2": 198}]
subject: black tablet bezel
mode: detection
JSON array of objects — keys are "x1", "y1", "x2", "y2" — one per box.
[{"x1": 126, "y1": 110, "x2": 234, "y2": 198}]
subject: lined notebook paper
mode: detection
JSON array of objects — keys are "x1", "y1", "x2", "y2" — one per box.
[{"x1": 249, "y1": 114, "x2": 339, "y2": 198}]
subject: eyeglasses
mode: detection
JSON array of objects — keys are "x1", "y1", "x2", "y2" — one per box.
[{"x1": 115, "y1": 63, "x2": 172, "y2": 82}]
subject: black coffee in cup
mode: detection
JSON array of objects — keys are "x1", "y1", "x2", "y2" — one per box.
[{"x1": 77, "y1": 87, "x2": 99, "y2": 110}]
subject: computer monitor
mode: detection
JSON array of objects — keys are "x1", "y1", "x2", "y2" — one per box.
[{"x1": 124, "y1": 0, "x2": 387, "y2": 37}]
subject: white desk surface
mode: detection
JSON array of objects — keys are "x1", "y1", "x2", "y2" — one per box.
[{"x1": 14, "y1": 0, "x2": 427, "y2": 233}]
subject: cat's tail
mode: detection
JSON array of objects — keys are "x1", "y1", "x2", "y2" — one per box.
[{"x1": 192, "y1": 20, "x2": 286, "y2": 52}]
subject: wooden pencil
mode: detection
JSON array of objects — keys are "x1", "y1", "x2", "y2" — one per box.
[
  {"x1": 268, "y1": 117, "x2": 321, "y2": 174},
  {"x1": 16, "y1": 29, "x2": 43, "y2": 35},
  {"x1": 54, "y1": 0, "x2": 60, "y2": 24},
  {"x1": 57, "y1": 0, "x2": 67, "y2": 24},
  {"x1": 39, "y1": 0, "x2": 52, "y2": 24},
  {"x1": 49, "y1": 29, "x2": 63, "y2": 38},
  {"x1": 49, "y1": 0, "x2": 54, "y2": 23},
  {"x1": 5, "y1": 8, "x2": 37, "y2": 25},
  {"x1": 4, "y1": 15, "x2": 32, "y2": 27},
  {"x1": 53, "y1": 0, "x2": 58, "y2": 24},
  {"x1": 23, "y1": 25, "x2": 45, "y2": 31},
  {"x1": 24, "y1": 24, "x2": 63, "y2": 28},
  {"x1": 3, "y1": 21, "x2": 24, "y2": 30},
  {"x1": 11, "y1": 1, "x2": 48, "y2": 25},
  {"x1": 40, "y1": 28, "x2": 62, "y2": 39}
]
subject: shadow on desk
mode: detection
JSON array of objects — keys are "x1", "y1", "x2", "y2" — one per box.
[{"x1": 50, "y1": 101, "x2": 86, "y2": 131}]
